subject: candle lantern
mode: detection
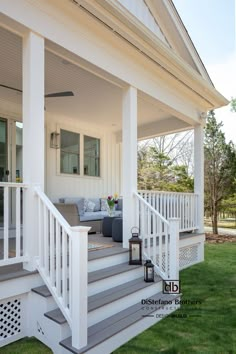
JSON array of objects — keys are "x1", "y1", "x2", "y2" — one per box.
[
  {"x1": 144, "y1": 259, "x2": 154, "y2": 282},
  {"x1": 129, "y1": 227, "x2": 142, "y2": 265}
]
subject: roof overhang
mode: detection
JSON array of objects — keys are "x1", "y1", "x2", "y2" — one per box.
[{"x1": 70, "y1": 0, "x2": 228, "y2": 110}]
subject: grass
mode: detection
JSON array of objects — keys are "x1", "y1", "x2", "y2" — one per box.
[
  {"x1": 1, "y1": 243, "x2": 236, "y2": 354},
  {"x1": 114, "y1": 243, "x2": 236, "y2": 354},
  {"x1": 0, "y1": 337, "x2": 52, "y2": 354}
]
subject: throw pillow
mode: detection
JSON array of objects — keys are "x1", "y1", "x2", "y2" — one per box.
[
  {"x1": 86, "y1": 200, "x2": 96, "y2": 212},
  {"x1": 101, "y1": 198, "x2": 108, "y2": 211}
]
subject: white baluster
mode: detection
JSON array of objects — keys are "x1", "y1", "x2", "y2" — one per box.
[
  {"x1": 169, "y1": 219, "x2": 179, "y2": 280},
  {"x1": 4, "y1": 186, "x2": 9, "y2": 260},
  {"x1": 16, "y1": 187, "x2": 21, "y2": 258}
]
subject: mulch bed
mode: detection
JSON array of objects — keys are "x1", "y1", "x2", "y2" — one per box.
[{"x1": 205, "y1": 233, "x2": 236, "y2": 244}]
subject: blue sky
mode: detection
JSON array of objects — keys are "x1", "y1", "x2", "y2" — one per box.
[{"x1": 173, "y1": 0, "x2": 236, "y2": 142}]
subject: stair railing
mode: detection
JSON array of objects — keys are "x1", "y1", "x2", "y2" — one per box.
[
  {"x1": 35, "y1": 186, "x2": 90, "y2": 349},
  {"x1": 134, "y1": 192, "x2": 179, "y2": 280},
  {"x1": 138, "y1": 190, "x2": 198, "y2": 232}
]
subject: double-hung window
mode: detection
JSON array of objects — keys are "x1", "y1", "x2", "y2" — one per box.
[
  {"x1": 84, "y1": 135, "x2": 100, "y2": 177},
  {"x1": 60, "y1": 129, "x2": 80, "y2": 175},
  {"x1": 60, "y1": 129, "x2": 100, "y2": 177}
]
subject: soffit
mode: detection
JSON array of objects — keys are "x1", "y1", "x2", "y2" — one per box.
[{"x1": 0, "y1": 26, "x2": 171, "y2": 132}]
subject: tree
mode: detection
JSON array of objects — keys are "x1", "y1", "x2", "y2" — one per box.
[
  {"x1": 204, "y1": 110, "x2": 236, "y2": 234},
  {"x1": 138, "y1": 132, "x2": 194, "y2": 192},
  {"x1": 231, "y1": 98, "x2": 236, "y2": 112}
]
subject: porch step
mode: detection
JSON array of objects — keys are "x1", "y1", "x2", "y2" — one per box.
[
  {"x1": 88, "y1": 248, "x2": 129, "y2": 272},
  {"x1": 0, "y1": 263, "x2": 37, "y2": 282},
  {"x1": 88, "y1": 276, "x2": 160, "y2": 312},
  {"x1": 60, "y1": 292, "x2": 180, "y2": 354},
  {"x1": 88, "y1": 262, "x2": 141, "y2": 283},
  {"x1": 31, "y1": 285, "x2": 52, "y2": 298},
  {"x1": 45, "y1": 308, "x2": 67, "y2": 325}
]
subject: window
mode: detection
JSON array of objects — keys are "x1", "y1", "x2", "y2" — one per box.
[
  {"x1": 60, "y1": 129, "x2": 80, "y2": 174},
  {"x1": 84, "y1": 135, "x2": 100, "y2": 177}
]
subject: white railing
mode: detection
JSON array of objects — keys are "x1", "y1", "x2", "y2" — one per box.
[
  {"x1": 134, "y1": 192, "x2": 179, "y2": 280},
  {"x1": 0, "y1": 182, "x2": 29, "y2": 266},
  {"x1": 138, "y1": 190, "x2": 198, "y2": 232},
  {"x1": 35, "y1": 187, "x2": 90, "y2": 350}
]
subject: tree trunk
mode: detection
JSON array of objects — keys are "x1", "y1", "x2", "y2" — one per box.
[{"x1": 212, "y1": 204, "x2": 218, "y2": 234}]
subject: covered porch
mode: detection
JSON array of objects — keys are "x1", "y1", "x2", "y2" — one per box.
[{"x1": 0, "y1": 3, "x2": 225, "y2": 349}]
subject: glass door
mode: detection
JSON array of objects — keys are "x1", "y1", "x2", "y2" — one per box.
[{"x1": 0, "y1": 118, "x2": 23, "y2": 226}]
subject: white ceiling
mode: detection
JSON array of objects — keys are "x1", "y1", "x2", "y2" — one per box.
[{"x1": 0, "y1": 25, "x2": 180, "y2": 134}]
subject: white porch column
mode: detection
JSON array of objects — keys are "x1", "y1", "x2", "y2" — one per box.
[
  {"x1": 194, "y1": 124, "x2": 204, "y2": 233},
  {"x1": 23, "y1": 31, "x2": 45, "y2": 270},
  {"x1": 122, "y1": 86, "x2": 137, "y2": 248}
]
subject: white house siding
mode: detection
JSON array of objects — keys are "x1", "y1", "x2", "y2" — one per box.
[
  {"x1": 117, "y1": 0, "x2": 170, "y2": 47},
  {"x1": 46, "y1": 113, "x2": 121, "y2": 201}
]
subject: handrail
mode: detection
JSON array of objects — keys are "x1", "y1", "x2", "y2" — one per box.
[
  {"x1": 138, "y1": 190, "x2": 198, "y2": 232},
  {"x1": 134, "y1": 192, "x2": 169, "y2": 225},
  {"x1": 34, "y1": 187, "x2": 89, "y2": 349},
  {"x1": 0, "y1": 182, "x2": 29, "y2": 188},
  {"x1": 34, "y1": 186, "x2": 72, "y2": 235},
  {"x1": 134, "y1": 191, "x2": 179, "y2": 280},
  {"x1": 138, "y1": 189, "x2": 197, "y2": 196}
]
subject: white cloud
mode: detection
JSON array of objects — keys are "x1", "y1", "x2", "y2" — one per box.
[{"x1": 207, "y1": 54, "x2": 236, "y2": 143}]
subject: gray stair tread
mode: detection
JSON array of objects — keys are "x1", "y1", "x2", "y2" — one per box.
[
  {"x1": 60, "y1": 292, "x2": 180, "y2": 354},
  {"x1": 44, "y1": 308, "x2": 67, "y2": 324},
  {"x1": 31, "y1": 285, "x2": 51, "y2": 297},
  {"x1": 88, "y1": 262, "x2": 141, "y2": 283},
  {"x1": 88, "y1": 276, "x2": 161, "y2": 312},
  {"x1": 0, "y1": 263, "x2": 37, "y2": 282},
  {"x1": 44, "y1": 276, "x2": 162, "y2": 325},
  {"x1": 88, "y1": 247, "x2": 128, "y2": 261}
]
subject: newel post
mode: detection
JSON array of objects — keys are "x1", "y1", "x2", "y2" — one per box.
[
  {"x1": 169, "y1": 218, "x2": 180, "y2": 280},
  {"x1": 71, "y1": 226, "x2": 90, "y2": 349}
]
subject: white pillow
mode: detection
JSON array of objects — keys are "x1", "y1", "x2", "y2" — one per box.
[{"x1": 86, "y1": 200, "x2": 96, "y2": 212}]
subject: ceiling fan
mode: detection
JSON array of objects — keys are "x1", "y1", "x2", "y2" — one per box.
[{"x1": 0, "y1": 84, "x2": 74, "y2": 98}]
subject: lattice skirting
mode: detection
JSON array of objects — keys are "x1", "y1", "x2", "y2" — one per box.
[
  {"x1": 179, "y1": 243, "x2": 202, "y2": 270},
  {"x1": 0, "y1": 295, "x2": 26, "y2": 347}
]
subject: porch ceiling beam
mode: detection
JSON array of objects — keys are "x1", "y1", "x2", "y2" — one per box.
[{"x1": 116, "y1": 117, "x2": 191, "y2": 142}]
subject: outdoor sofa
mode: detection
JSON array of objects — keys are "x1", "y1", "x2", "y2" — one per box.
[{"x1": 54, "y1": 197, "x2": 122, "y2": 233}]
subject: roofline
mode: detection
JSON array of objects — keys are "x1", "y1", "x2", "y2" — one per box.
[
  {"x1": 70, "y1": 0, "x2": 229, "y2": 109},
  {"x1": 168, "y1": 0, "x2": 214, "y2": 86}
]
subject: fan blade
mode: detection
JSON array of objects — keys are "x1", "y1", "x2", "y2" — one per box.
[
  {"x1": 0, "y1": 84, "x2": 22, "y2": 93},
  {"x1": 45, "y1": 91, "x2": 74, "y2": 98},
  {"x1": 0, "y1": 85, "x2": 74, "y2": 98}
]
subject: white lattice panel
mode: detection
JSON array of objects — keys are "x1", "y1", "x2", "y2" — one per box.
[
  {"x1": 179, "y1": 243, "x2": 200, "y2": 270},
  {"x1": 0, "y1": 295, "x2": 26, "y2": 348},
  {"x1": 0, "y1": 298, "x2": 21, "y2": 340}
]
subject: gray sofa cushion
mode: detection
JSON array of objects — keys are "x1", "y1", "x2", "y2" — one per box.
[
  {"x1": 64, "y1": 197, "x2": 85, "y2": 216},
  {"x1": 80, "y1": 210, "x2": 122, "y2": 222}
]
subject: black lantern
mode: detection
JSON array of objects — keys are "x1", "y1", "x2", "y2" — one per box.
[
  {"x1": 129, "y1": 227, "x2": 142, "y2": 265},
  {"x1": 144, "y1": 260, "x2": 154, "y2": 282}
]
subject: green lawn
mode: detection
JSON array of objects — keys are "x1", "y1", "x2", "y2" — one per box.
[
  {"x1": 1, "y1": 243, "x2": 236, "y2": 354},
  {"x1": 0, "y1": 337, "x2": 52, "y2": 354},
  {"x1": 114, "y1": 243, "x2": 236, "y2": 354}
]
